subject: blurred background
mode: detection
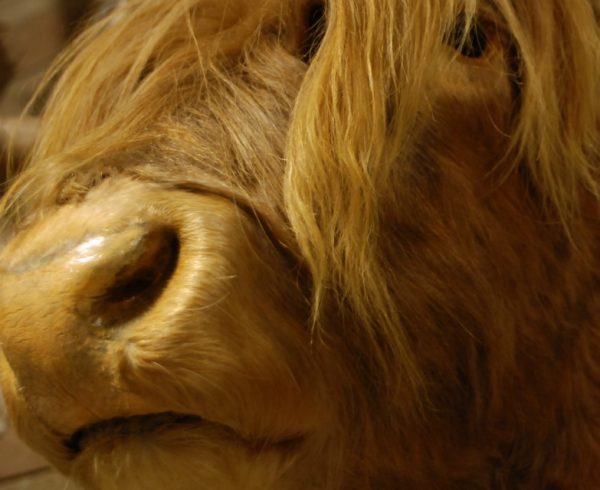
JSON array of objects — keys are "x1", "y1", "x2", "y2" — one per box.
[{"x1": 0, "y1": 1, "x2": 112, "y2": 487}]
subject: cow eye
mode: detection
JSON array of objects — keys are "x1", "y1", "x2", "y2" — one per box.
[
  {"x1": 301, "y1": 2, "x2": 326, "y2": 63},
  {"x1": 448, "y1": 16, "x2": 488, "y2": 58}
]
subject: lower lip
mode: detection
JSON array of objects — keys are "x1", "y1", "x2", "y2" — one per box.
[
  {"x1": 64, "y1": 411, "x2": 306, "y2": 459},
  {"x1": 64, "y1": 412, "x2": 204, "y2": 454}
]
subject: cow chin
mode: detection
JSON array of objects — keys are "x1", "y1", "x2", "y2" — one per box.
[
  {"x1": 0, "y1": 179, "x2": 327, "y2": 488},
  {"x1": 68, "y1": 423, "x2": 310, "y2": 490}
]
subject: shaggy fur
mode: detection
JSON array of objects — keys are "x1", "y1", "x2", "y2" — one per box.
[{"x1": 0, "y1": 1, "x2": 599, "y2": 489}]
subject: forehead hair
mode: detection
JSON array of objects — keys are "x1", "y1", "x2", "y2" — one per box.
[{"x1": 3, "y1": 0, "x2": 598, "y2": 211}]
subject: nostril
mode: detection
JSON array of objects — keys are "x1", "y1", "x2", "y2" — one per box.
[
  {"x1": 103, "y1": 229, "x2": 178, "y2": 303},
  {"x1": 89, "y1": 227, "x2": 180, "y2": 328}
]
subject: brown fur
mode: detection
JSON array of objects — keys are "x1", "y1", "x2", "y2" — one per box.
[
  {"x1": 0, "y1": 37, "x2": 13, "y2": 94},
  {"x1": 0, "y1": 35, "x2": 14, "y2": 187},
  {"x1": 0, "y1": 1, "x2": 599, "y2": 489}
]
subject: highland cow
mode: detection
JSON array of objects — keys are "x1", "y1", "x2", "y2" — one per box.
[{"x1": 0, "y1": 1, "x2": 599, "y2": 489}]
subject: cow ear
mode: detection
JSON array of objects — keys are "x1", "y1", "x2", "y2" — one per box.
[{"x1": 0, "y1": 117, "x2": 39, "y2": 193}]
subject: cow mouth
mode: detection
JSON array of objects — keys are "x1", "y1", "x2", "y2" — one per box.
[
  {"x1": 63, "y1": 412, "x2": 305, "y2": 457},
  {"x1": 63, "y1": 412, "x2": 205, "y2": 454}
]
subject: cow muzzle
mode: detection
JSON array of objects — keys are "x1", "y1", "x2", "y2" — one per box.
[{"x1": 0, "y1": 179, "x2": 321, "y2": 470}]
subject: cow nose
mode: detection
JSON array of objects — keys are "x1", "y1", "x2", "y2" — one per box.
[
  {"x1": 78, "y1": 224, "x2": 179, "y2": 328},
  {"x1": 0, "y1": 179, "x2": 262, "y2": 438},
  {"x1": 0, "y1": 182, "x2": 195, "y2": 433},
  {"x1": 0, "y1": 216, "x2": 179, "y2": 330},
  {"x1": 0, "y1": 180, "x2": 319, "y2": 451}
]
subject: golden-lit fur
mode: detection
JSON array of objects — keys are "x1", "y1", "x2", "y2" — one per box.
[{"x1": 0, "y1": 1, "x2": 599, "y2": 489}]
